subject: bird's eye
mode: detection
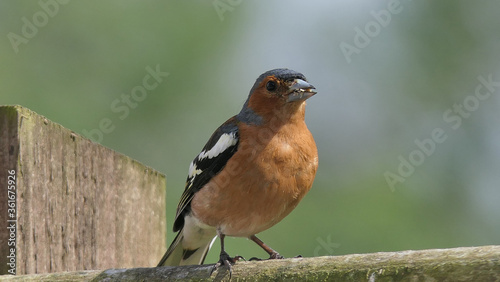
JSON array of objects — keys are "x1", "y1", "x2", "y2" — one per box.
[{"x1": 266, "y1": 81, "x2": 277, "y2": 92}]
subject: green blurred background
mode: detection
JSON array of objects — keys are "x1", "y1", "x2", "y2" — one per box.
[{"x1": 2, "y1": 1, "x2": 499, "y2": 265}]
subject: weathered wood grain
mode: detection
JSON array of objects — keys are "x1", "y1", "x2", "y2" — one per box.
[{"x1": 0, "y1": 105, "x2": 166, "y2": 275}]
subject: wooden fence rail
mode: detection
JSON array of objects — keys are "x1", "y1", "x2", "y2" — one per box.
[{"x1": 1, "y1": 245, "x2": 499, "y2": 281}]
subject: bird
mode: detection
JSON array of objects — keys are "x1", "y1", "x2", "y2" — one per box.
[{"x1": 157, "y1": 68, "x2": 318, "y2": 275}]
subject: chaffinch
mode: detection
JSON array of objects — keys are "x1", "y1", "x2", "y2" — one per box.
[{"x1": 157, "y1": 68, "x2": 318, "y2": 274}]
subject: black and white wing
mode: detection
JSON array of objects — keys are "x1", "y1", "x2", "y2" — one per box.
[{"x1": 173, "y1": 116, "x2": 239, "y2": 232}]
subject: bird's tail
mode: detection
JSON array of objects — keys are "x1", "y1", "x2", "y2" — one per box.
[{"x1": 157, "y1": 229, "x2": 216, "y2": 266}]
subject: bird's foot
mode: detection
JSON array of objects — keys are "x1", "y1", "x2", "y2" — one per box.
[
  {"x1": 249, "y1": 251, "x2": 285, "y2": 261},
  {"x1": 210, "y1": 251, "x2": 244, "y2": 278}
]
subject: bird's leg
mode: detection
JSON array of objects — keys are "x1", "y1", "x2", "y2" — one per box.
[
  {"x1": 249, "y1": 235, "x2": 285, "y2": 261},
  {"x1": 211, "y1": 234, "x2": 244, "y2": 278}
]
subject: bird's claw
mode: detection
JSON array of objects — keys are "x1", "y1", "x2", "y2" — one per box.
[
  {"x1": 249, "y1": 252, "x2": 285, "y2": 261},
  {"x1": 249, "y1": 256, "x2": 262, "y2": 261},
  {"x1": 270, "y1": 252, "x2": 284, "y2": 259},
  {"x1": 234, "y1": 255, "x2": 246, "y2": 261},
  {"x1": 210, "y1": 252, "x2": 244, "y2": 278}
]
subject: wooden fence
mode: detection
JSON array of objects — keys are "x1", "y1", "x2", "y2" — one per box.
[{"x1": 0, "y1": 105, "x2": 166, "y2": 275}]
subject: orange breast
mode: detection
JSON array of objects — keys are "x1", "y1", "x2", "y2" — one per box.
[{"x1": 191, "y1": 119, "x2": 318, "y2": 237}]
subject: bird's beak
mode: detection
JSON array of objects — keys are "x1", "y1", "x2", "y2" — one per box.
[{"x1": 287, "y1": 79, "x2": 317, "y2": 102}]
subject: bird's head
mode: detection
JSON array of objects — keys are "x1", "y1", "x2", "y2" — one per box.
[{"x1": 238, "y1": 68, "x2": 316, "y2": 125}]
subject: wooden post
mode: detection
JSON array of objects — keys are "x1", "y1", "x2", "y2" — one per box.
[{"x1": 0, "y1": 105, "x2": 166, "y2": 275}]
